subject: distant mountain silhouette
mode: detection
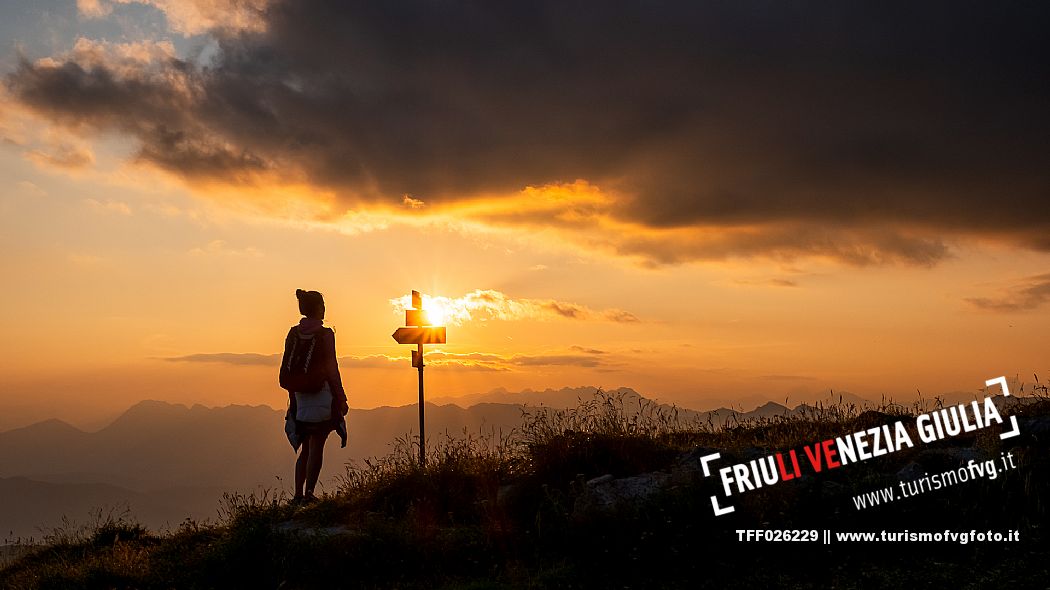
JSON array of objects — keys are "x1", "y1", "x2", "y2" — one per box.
[
  {"x1": 432, "y1": 385, "x2": 884, "y2": 412},
  {"x1": 0, "y1": 400, "x2": 528, "y2": 490},
  {"x1": 0, "y1": 402, "x2": 288, "y2": 491},
  {"x1": 0, "y1": 390, "x2": 848, "y2": 539},
  {"x1": 431, "y1": 386, "x2": 644, "y2": 408},
  {"x1": 0, "y1": 399, "x2": 526, "y2": 539}
]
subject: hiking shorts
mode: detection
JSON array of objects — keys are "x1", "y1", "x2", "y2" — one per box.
[{"x1": 294, "y1": 418, "x2": 336, "y2": 438}]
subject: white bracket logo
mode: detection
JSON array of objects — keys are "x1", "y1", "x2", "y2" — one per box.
[{"x1": 985, "y1": 376, "x2": 1021, "y2": 440}]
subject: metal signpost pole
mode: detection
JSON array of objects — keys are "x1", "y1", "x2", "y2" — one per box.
[
  {"x1": 392, "y1": 290, "x2": 446, "y2": 469},
  {"x1": 417, "y1": 341, "x2": 425, "y2": 468}
]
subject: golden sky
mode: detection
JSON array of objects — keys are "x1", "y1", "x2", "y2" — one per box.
[{"x1": 1, "y1": 1, "x2": 1048, "y2": 430}]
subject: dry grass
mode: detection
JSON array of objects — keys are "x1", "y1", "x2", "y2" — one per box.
[{"x1": 2, "y1": 384, "x2": 1047, "y2": 589}]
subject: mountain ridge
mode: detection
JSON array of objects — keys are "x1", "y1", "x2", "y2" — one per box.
[{"x1": 0, "y1": 388, "x2": 893, "y2": 539}]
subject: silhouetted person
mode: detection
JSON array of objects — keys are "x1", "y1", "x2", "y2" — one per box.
[{"x1": 279, "y1": 289, "x2": 348, "y2": 503}]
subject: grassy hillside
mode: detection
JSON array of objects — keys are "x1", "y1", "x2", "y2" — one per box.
[{"x1": 2, "y1": 389, "x2": 1047, "y2": 589}]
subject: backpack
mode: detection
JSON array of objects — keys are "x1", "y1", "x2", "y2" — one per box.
[{"x1": 279, "y1": 327, "x2": 329, "y2": 393}]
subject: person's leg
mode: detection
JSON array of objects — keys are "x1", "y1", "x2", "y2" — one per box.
[
  {"x1": 304, "y1": 431, "x2": 329, "y2": 498},
  {"x1": 294, "y1": 435, "x2": 313, "y2": 499}
]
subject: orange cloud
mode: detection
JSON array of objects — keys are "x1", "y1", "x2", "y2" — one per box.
[
  {"x1": 966, "y1": 273, "x2": 1050, "y2": 312},
  {"x1": 389, "y1": 288, "x2": 640, "y2": 326},
  {"x1": 84, "y1": 198, "x2": 132, "y2": 215},
  {"x1": 162, "y1": 347, "x2": 614, "y2": 371},
  {"x1": 78, "y1": 0, "x2": 270, "y2": 35},
  {"x1": 25, "y1": 143, "x2": 95, "y2": 170}
]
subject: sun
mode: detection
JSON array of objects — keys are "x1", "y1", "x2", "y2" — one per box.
[{"x1": 426, "y1": 301, "x2": 448, "y2": 326}]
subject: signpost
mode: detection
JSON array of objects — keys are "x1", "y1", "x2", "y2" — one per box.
[{"x1": 391, "y1": 290, "x2": 446, "y2": 467}]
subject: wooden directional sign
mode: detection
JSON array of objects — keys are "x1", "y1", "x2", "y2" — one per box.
[
  {"x1": 405, "y1": 309, "x2": 429, "y2": 327},
  {"x1": 392, "y1": 326, "x2": 446, "y2": 345}
]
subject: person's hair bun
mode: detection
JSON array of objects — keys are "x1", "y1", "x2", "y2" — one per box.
[{"x1": 296, "y1": 289, "x2": 325, "y2": 317}]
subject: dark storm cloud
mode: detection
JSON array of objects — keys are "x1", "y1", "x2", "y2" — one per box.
[
  {"x1": 606, "y1": 223, "x2": 952, "y2": 267},
  {"x1": 7, "y1": 1, "x2": 1050, "y2": 264}
]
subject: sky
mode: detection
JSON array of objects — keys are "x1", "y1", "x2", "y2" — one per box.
[{"x1": 1, "y1": 1, "x2": 1048, "y2": 430}]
